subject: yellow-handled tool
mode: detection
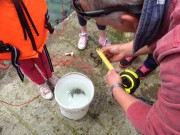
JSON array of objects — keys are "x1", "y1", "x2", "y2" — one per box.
[
  {"x1": 96, "y1": 49, "x2": 114, "y2": 70},
  {"x1": 96, "y1": 49, "x2": 140, "y2": 94}
]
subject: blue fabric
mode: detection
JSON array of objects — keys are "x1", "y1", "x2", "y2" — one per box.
[
  {"x1": 144, "y1": 54, "x2": 158, "y2": 70},
  {"x1": 133, "y1": 0, "x2": 171, "y2": 52}
]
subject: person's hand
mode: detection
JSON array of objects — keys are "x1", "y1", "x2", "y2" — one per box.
[
  {"x1": 0, "y1": 60, "x2": 10, "y2": 70},
  {"x1": 101, "y1": 41, "x2": 134, "y2": 62},
  {"x1": 106, "y1": 69, "x2": 122, "y2": 88}
]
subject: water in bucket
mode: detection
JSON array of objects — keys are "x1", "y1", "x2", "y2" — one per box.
[
  {"x1": 55, "y1": 72, "x2": 94, "y2": 120},
  {"x1": 58, "y1": 82, "x2": 91, "y2": 109}
]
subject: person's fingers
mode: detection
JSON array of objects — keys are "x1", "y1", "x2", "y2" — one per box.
[
  {"x1": 109, "y1": 46, "x2": 122, "y2": 54},
  {"x1": 100, "y1": 47, "x2": 113, "y2": 60},
  {"x1": 107, "y1": 69, "x2": 119, "y2": 75},
  {"x1": 107, "y1": 70, "x2": 111, "y2": 76},
  {"x1": 107, "y1": 69, "x2": 115, "y2": 76},
  {"x1": 120, "y1": 14, "x2": 136, "y2": 22},
  {"x1": 101, "y1": 46, "x2": 127, "y2": 62},
  {"x1": 120, "y1": 13, "x2": 139, "y2": 31},
  {"x1": 0, "y1": 64, "x2": 10, "y2": 70},
  {"x1": 106, "y1": 53, "x2": 113, "y2": 59},
  {"x1": 0, "y1": 60, "x2": 10, "y2": 70},
  {"x1": 102, "y1": 46, "x2": 119, "y2": 54},
  {"x1": 109, "y1": 53, "x2": 124, "y2": 62},
  {"x1": 101, "y1": 46, "x2": 111, "y2": 53},
  {"x1": 115, "y1": 69, "x2": 120, "y2": 73}
]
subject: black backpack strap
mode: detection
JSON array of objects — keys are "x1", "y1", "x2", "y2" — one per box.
[
  {"x1": 44, "y1": 45, "x2": 54, "y2": 72},
  {"x1": 12, "y1": 0, "x2": 39, "y2": 51},
  {"x1": 45, "y1": 10, "x2": 54, "y2": 34},
  {"x1": 0, "y1": 41, "x2": 24, "y2": 82}
]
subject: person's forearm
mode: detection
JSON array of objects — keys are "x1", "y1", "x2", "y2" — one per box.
[
  {"x1": 133, "y1": 45, "x2": 152, "y2": 56},
  {"x1": 112, "y1": 87, "x2": 139, "y2": 113},
  {"x1": 117, "y1": 41, "x2": 152, "y2": 57}
]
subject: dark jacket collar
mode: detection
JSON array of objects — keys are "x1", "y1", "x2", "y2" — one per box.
[{"x1": 133, "y1": 0, "x2": 171, "y2": 52}]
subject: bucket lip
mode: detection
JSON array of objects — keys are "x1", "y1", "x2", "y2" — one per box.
[
  {"x1": 54, "y1": 72, "x2": 95, "y2": 111},
  {"x1": 57, "y1": 72, "x2": 91, "y2": 81}
]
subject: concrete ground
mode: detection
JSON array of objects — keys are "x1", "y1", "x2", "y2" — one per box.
[{"x1": 0, "y1": 12, "x2": 160, "y2": 135}]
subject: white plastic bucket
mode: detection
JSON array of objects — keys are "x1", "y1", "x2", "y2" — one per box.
[{"x1": 54, "y1": 72, "x2": 94, "y2": 120}]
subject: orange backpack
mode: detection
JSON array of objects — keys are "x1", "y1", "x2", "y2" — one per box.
[
  {"x1": 0, "y1": 0, "x2": 54, "y2": 81},
  {"x1": 0, "y1": 0, "x2": 49, "y2": 60}
]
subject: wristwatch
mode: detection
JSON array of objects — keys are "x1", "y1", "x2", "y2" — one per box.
[{"x1": 109, "y1": 83, "x2": 124, "y2": 97}]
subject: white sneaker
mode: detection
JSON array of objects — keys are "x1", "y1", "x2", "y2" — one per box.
[
  {"x1": 48, "y1": 75, "x2": 59, "y2": 87},
  {"x1": 99, "y1": 38, "x2": 111, "y2": 47},
  {"x1": 38, "y1": 83, "x2": 53, "y2": 100},
  {"x1": 78, "y1": 33, "x2": 88, "y2": 50}
]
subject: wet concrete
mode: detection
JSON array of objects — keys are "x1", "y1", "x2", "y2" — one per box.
[{"x1": 0, "y1": 12, "x2": 160, "y2": 135}]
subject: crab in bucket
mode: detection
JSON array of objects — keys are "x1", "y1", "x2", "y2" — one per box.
[{"x1": 68, "y1": 88, "x2": 86, "y2": 97}]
